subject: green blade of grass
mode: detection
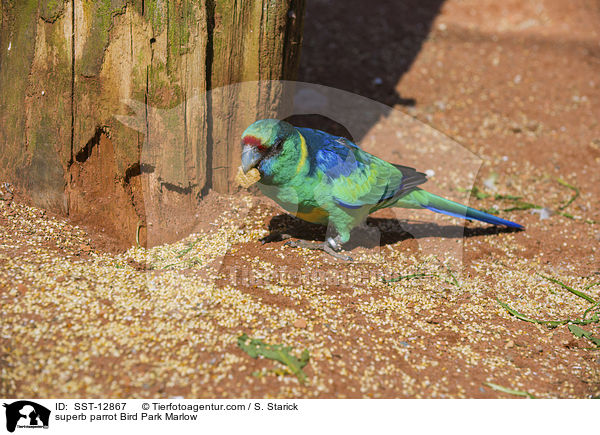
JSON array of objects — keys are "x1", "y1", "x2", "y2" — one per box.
[
  {"x1": 469, "y1": 186, "x2": 491, "y2": 200},
  {"x1": 557, "y1": 178, "x2": 580, "y2": 211},
  {"x1": 582, "y1": 301, "x2": 600, "y2": 321},
  {"x1": 494, "y1": 194, "x2": 523, "y2": 201},
  {"x1": 573, "y1": 316, "x2": 599, "y2": 326},
  {"x1": 557, "y1": 211, "x2": 574, "y2": 219},
  {"x1": 479, "y1": 207, "x2": 499, "y2": 215},
  {"x1": 498, "y1": 298, "x2": 598, "y2": 327},
  {"x1": 484, "y1": 382, "x2": 536, "y2": 399},
  {"x1": 496, "y1": 299, "x2": 570, "y2": 327},
  {"x1": 382, "y1": 273, "x2": 437, "y2": 283},
  {"x1": 445, "y1": 264, "x2": 461, "y2": 287},
  {"x1": 537, "y1": 273, "x2": 596, "y2": 304},
  {"x1": 503, "y1": 202, "x2": 543, "y2": 212},
  {"x1": 176, "y1": 239, "x2": 200, "y2": 258}
]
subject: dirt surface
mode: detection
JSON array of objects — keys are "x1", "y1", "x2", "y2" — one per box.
[{"x1": 1, "y1": 0, "x2": 600, "y2": 398}]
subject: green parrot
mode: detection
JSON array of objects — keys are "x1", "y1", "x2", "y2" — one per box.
[{"x1": 240, "y1": 119, "x2": 522, "y2": 260}]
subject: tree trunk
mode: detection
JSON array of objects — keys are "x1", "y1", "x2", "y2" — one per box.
[{"x1": 0, "y1": 0, "x2": 305, "y2": 245}]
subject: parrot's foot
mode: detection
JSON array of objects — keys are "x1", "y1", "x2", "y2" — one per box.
[
  {"x1": 323, "y1": 244, "x2": 353, "y2": 262},
  {"x1": 284, "y1": 237, "x2": 353, "y2": 261},
  {"x1": 259, "y1": 232, "x2": 292, "y2": 244}
]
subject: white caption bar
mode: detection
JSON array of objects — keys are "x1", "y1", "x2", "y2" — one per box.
[{"x1": 0, "y1": 399, "x2": 596, "y2": 434}]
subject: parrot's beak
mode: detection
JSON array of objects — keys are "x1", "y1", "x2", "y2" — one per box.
[{"x1": 241, "y1": 145, "x2": 263, "y2": 173}]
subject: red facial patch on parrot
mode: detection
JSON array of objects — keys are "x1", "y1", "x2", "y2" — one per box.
[{"x1": 243, "y1": 135, "x2": 266, "y2": 151}]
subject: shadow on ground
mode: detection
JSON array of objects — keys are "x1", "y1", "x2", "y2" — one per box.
[
  {"x1": 297, "y1": 0, "x2": 446, "y2": 140},
  {"x1": 266, "y1": 213, "x2": 521, "y2": 250}
]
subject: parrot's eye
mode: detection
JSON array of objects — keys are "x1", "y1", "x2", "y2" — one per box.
[{"x1": 272, "y1": 138, "x2": 284, "y2": 151}]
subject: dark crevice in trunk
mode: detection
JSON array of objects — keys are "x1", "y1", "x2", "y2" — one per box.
[
  {"x1": 70, "y1": 0, "x2": 75, "y2": 165},
  {"x1": 144, "y1": 65, "x2": 149, "y2": 151},
  {"x1": 201, "y1": 0, "x2": 216, "y2": 197}
]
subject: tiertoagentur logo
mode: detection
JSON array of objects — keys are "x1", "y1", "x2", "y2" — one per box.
[{"x1": 3, "y1": 401, "x2": 50, "y2": 433}]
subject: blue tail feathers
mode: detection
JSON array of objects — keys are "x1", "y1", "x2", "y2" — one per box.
[
  {"x1": 422, "y1": 204, "x2": 524, "y2": 229},
  {"x1": 415, "y1": 189, "x2": 524, "y2": 229}
]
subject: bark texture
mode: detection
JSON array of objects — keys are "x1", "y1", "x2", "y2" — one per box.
[{"x1": 0, "y1": 0, "x2": 305, "y2": 244}]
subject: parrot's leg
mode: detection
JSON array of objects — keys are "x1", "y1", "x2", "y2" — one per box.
[
  {"x1": 284, "y1": 236, "x2": 353, "y2": 261},
  {"x1": 323, "y1": 239, "x2": 353, "y2": 262},
  {"x1": 259, "y1": 232, "x2": 292, "y2": 244}
]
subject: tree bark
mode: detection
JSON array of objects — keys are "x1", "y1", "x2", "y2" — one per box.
[{"x1": 0, "y1": 0, "x2": 305, "y2": 245}]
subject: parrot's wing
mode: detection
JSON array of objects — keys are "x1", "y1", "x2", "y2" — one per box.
[{"x1": 312, "y1": 135, "x2": 427, "y2": 209}]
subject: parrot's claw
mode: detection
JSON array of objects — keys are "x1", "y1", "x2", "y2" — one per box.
[
  {"x1": 323, "y1": 244, "x2": 353, "y2": 261},
  {"x1": 260, "y1": 232, "x2": 292, "y2": 244},
  {"x1": 284, "y1": 239, "x2": 353, "y2": 261}
]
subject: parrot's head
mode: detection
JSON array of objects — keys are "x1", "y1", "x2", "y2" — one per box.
[{"x1": 240, "y1": 119, "x2": 303, "y2": 184}]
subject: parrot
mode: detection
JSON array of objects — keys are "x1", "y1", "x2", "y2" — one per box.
[{"x1": 240, "y1": 119, "x2": 523, "y2": 260}]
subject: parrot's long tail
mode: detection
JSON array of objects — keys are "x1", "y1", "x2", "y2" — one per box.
[{"x1": 394, "y1": 188, "x2": 524, "y2": 229}]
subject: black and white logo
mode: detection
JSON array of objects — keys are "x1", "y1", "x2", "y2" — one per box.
[{"x1": 3, "y1": 401, "x2": 50, "y2": 433}]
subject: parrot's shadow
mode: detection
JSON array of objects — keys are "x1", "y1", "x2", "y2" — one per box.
[{"x1": 267, "y1": 214, "x2": 521, "y2": 250}]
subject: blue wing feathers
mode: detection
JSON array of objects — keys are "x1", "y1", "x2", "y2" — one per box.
[
  {"x1": 297, "y1": 126, "x2": 426, "y2": 208},
  {"x1": 297, "y1": 128, "x2": 361, "y2": 177}
]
